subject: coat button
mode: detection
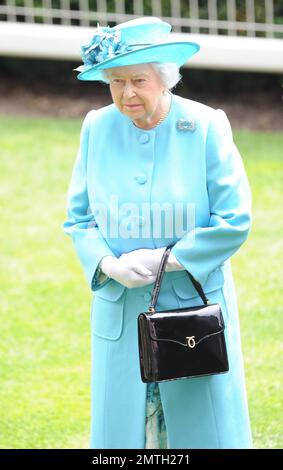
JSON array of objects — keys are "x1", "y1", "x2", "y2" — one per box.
[
  {"x1": 134, "y1": 174, "x2": 147, "y2": 184},
  {"x1": 144, "y1": 292, "x2": 152, "y2": 302},
  {"x1": 139, "y1": 133, "x2": 150, "y2": 144}
]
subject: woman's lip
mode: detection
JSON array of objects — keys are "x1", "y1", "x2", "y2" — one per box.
[{"x1": 124, "y1": 104, "x2": 142, "y2": 107}]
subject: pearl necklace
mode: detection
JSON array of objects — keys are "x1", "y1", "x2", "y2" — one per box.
[
  {"x1": 132, "y1": 94, "x2": 172, "y2": 129},
  {"x1": 153, "y1": 107, "x2": 169, "y2": 127}
]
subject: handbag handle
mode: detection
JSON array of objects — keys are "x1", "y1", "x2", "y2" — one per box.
[{"x1": 148, "y1": 244, "x2": 210, "y2": 312}]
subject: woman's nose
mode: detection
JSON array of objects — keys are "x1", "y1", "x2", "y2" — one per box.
[{"x1": 123, "y1": 82, "x2": 136, "y2": 99}]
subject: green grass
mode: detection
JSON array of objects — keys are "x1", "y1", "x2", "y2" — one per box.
[{"x1": 0, "y1": 114, "x2": 282, "y2": 449}]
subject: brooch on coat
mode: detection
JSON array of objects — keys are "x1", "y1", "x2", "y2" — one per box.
[{"x1": 176, "y1": 118, "x2": 197, "y2": 132}]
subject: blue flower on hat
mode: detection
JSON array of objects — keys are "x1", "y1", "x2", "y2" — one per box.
[{"x1": 81, "y1": 25, "x2": 129, "y2": 66}]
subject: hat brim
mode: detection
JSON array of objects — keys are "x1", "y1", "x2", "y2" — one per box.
[{"x1": 75, "y1": 41, "x2": 200, "y2": 81}]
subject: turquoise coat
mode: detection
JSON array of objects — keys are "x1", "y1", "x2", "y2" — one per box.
[{"x1": 63, "y1": 93, "x2": 253, "y2": 449}]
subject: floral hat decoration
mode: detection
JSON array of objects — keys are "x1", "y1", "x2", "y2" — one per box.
[{"x1": 74, "y1": 16, "x2": 200, "y2": 81}]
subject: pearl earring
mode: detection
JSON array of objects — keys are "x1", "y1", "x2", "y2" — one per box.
[{"x1": 162, "y1": 90, "x2": 168, "y2": 96}]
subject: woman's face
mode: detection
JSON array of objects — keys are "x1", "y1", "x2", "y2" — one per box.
[{"x1": 107, "y1": 63, "x2": 166, "y2": 125}]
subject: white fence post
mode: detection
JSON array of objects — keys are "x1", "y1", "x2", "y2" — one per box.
[
  {"x1": 227, "y1": 0, "x2": 237, "y2": 36},
  {"x1": 189, "y1": 0, "x2": 200, "y2": 34},
  {"x1": 208, "y1": 0, "x2": 218, "y2": 35}
]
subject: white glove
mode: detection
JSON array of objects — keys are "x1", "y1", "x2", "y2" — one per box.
[
  {"x1": 165, "y1": 252, "x2": 186, "y2": 273},
  {"x1": 119, "y1": 247, "x2": 186, "y2": 275},
  {"x1": 99, "y1": 255, "x2": 157, "y2": 289},
  {"x1": 119, "y1": 247, "x2": 166, "y2": 276}
]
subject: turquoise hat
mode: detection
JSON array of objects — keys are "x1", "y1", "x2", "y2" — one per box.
[{"x1": 74, "y1": 16, "x2": 200, "y2": 81}]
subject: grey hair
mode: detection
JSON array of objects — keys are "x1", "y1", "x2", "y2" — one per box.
[
  {"x1": 150, "y1": 62, "x2": 182, "y2": 90},
  {"x1": 101, "y1": 62, "x2": 182, "y2": 90}
]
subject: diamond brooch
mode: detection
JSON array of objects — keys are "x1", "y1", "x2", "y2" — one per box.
[{"x1": 176, "y1": 118, "x2": 197, "y2": 132}]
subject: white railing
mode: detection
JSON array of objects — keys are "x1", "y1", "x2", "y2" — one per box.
[
  {"x1": 0, "y1": 0, "x2": 283, "y2": 39},
  {"x1": 1, "y1": 19, "x2": 282, "y2": 73}
]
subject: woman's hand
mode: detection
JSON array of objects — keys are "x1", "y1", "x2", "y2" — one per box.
[
  {"x1": 119, "y1": 247, "x2": 186, "y2": 274},
  {"x1": 99, "y1": 255, "x2": 157, "y2": 288},
  {"x1": 165, "y1": 252, "x2": 186, "y2": 272},
  {"x1": 119, "y1": 247, "x2": 166, "y2": 276}
]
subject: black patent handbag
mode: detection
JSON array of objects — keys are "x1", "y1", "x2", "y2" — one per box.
[{"x1": 137, "y1": 245, "x2": 229, "y2": 383}]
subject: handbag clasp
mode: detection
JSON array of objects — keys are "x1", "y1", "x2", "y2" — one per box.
[{"x1": 186, "y1": 336, "x2": 196, "y2": 348}]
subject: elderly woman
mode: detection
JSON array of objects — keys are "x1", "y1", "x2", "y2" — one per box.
[{"x1": 63, "y1": 17, "x2": 253, "y2": 449}]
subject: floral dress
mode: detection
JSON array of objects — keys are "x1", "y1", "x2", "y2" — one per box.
[{"x1": 144, "y1": 382, "x2": 168, "y2": 449}]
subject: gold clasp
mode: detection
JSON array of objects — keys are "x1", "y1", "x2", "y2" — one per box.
[
  {"x1": 186, "y1": 336, "x2": 196, "y2": 348},
  {"x1": 148, "y1": 306, "x2": 155, "y2": 313}
]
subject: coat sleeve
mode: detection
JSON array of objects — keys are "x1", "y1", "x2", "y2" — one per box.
[
  {"x1": 171, "y1": 109, "x2": 252, "y2": 287},
  {"x1": 62, "y1": 110, "x2": 115, "y2": 291}
]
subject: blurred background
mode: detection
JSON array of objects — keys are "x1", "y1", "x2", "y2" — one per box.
[{"x1": 0, "y1": 0, "x2": 282, "y2": 449}]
